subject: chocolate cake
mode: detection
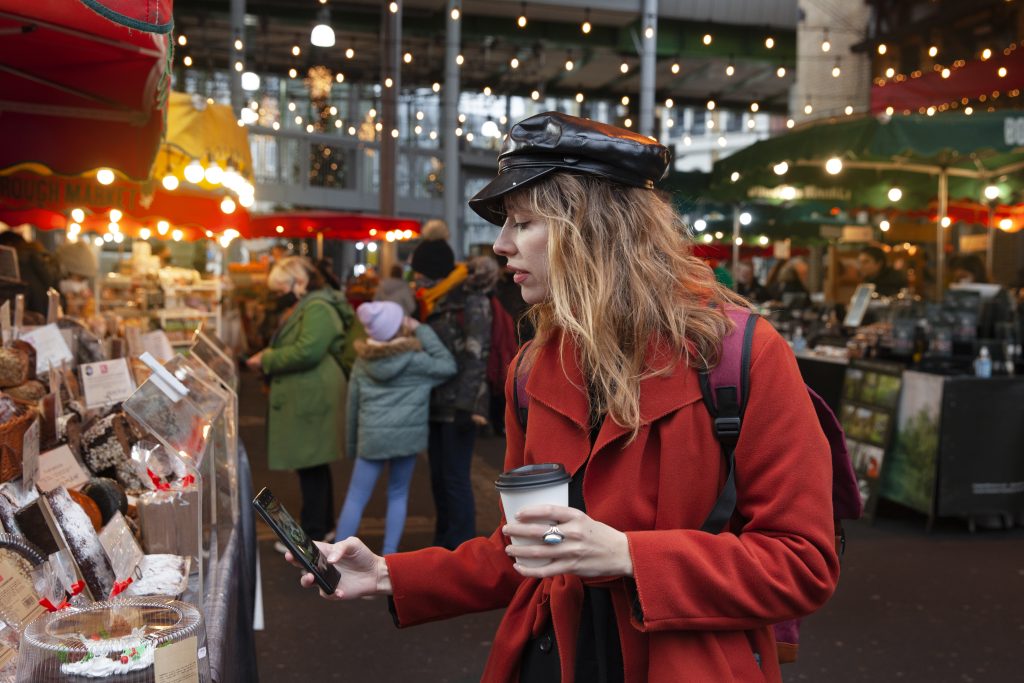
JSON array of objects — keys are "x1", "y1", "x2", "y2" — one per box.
[{"x1": 43, "y1": 488, "x2": 115, "y2": 602}]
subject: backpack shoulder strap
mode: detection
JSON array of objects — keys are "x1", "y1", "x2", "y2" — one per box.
[
  {"x1": 512, "y1": 340, "x2": 533, "y2": 431},
  {"x1": 699, "y1": 309, "x2": 758, "y2": 533}
]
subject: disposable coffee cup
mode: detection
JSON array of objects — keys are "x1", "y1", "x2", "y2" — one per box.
[{"x1": 495, "y1": 463, "x2": 571, "y2": 568}]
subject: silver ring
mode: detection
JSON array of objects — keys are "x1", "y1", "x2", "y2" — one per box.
[{"x1": 542, "y1": 526, "x2": 564, "y2": 544}]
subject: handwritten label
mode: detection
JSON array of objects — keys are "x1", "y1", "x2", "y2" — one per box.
[
  {"x1": 98, "y1": 512, "x2": 144, "y2": 580},
  {"x1": 18, "y1": 323, "x2": 73, "y2": 374},
  {"x1": 81, "y1": 358, "x2": 136, "y2": 409},
  {"x1": 21, "y1": 416, "x2": 39, "y2": 492},
  {"x1": 0, "y1": 552, "x2": 45, "y2": 629},
  {"x1": 142, "y1": 330, "x2": 176, "y2": 363},
  {"x1": 37, "y1": 444, "x2": 90, "y2": 492},
  {"x1": 154, "y1": 635, "x2": 200, "y2": 683}
]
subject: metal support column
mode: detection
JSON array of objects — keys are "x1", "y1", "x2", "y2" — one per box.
[
  {"x1": 444, "y1": 1, "x2": 462, "y2": 256},
  {"x1": 936, "y1": 169, "x2": 948, "y2": 301},
  {"x1": 986, "y1": 201, "x2": 996, "y2": 277},
  {"x1": 731, "y1": 207, "x2": 740, "y2": 283},
  {"x1": 229, "y1": 0, "x2": 245, "y2": 113},
  {"x1": 379, "y1": 3, "x2": 401, "y2": 274},
  {"x1": 638, "y1": 0, "x2": 658, "y2": 138}
]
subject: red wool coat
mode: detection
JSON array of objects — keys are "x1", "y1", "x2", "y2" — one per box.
[{"x1": 386, "y1": 320, "x2": 839, "y2": 682}]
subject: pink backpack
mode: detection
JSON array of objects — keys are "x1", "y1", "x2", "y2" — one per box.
[{"x1": 512, "y1": 309, "x2": 862, "y2": 664}]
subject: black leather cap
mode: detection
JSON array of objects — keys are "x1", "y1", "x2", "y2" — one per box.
[{"x1": 468, "y1": 111, "x2": 671, "y2": 226}]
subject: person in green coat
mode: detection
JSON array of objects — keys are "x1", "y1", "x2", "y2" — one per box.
[
  {"x1": 334, "y1": 301, "x2": 456, "y2": 554},
  {"x1": 246, "y1": 256, "x2": 355, "y2": 544}
]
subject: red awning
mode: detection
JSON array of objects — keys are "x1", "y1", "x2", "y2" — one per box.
[
  {"x1": 0, "y1": 170, "x2": 249, "y2": 236},
  {"x1": 0, "y1": 1, "x2": 170, "y2": 180},
  {"x1": 249, "y1": 211, "x2": 421, "y2": 241},
  {"x1": 871, "y1": 47, "x2": 1024, "y2": 114}
]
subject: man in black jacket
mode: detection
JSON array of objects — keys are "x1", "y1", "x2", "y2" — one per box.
[{"x1": 857, "y1": 245, "x2": 907, "y2": 297}]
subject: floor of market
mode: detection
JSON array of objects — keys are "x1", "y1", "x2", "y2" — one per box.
[{"x1": 239, "y1": 370, "x2": 1024, "y2": 683}]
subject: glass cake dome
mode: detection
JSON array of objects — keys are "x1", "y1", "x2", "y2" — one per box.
[{"x1": 16, "y1": 598, "x2": 211, "y2": 682}]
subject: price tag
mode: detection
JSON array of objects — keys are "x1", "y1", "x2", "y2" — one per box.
[
  {"x1": 0, "y1": 640, "x2": 16, "y2": 667},
  {"x1": 98, "y1": 512, "x2": 144, "y2": 580},
  {"x1": 0, "y1": 300, "x2": 9, "y2": 345},
  {"x1": 46, "y1": 288, "x2": 61, "y2": 324},
  {"x1": 154, "y1": 635, "x2": 200, "y2": 683},
  {"x1": 37, "y1": 444, "x2": 90, "y2": 492},
  {"x1": 18, "y1": 323, "x2": 74, "y2": 375},
  {"x1": 80, "y1": 359, "x2": 136, "y2": 409},
  {"x1": 0, "y1": 552, "x2": 46, "y2": 629},
  {"x1": 21, "y1": 416, "x2": 40, "y2": 492},
  {"x1": 141, "y1": 330, "x2": 175, "y2": 363}
]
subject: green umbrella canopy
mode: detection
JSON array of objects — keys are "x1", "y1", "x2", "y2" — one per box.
[{"x1": 711, "y1": 111, "x2": 1024, "y2": 209}]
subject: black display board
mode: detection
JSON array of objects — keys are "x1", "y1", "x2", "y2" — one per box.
[
  {"x1": 839, "y1": 360, "x2": 904, "y2": 519},
  {"x1": 937, "y1": 377, "x2": 1024, "y2": 521}
]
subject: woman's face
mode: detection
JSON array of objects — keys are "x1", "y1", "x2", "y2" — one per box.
[{"x1": 493, "y1": 208, "x2": 550, "y2": 305}]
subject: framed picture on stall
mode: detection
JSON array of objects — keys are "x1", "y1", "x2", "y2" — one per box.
[{"x1": 843, "y1": 283, "x2": 876, "y2": 328}]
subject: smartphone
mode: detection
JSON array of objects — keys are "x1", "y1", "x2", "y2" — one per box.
[{"x1": 252, "y1": 487, "x2": 341, "y2": 594}]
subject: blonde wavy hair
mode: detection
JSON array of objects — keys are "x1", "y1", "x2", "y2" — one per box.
[{"x1": 509, "y1": 173, "x2": 749, "y2": 437}]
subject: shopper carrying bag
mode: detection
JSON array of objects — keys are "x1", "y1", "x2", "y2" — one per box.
[
  {"x1": 247, "y1": 256, "x2": 355, "y2": 546},
  {"x1": 334, "y1": 301, "x2": 456, "y2": 554},
  {"x1": 283, "y1": 113, "x2": 839, "y2": 682}
]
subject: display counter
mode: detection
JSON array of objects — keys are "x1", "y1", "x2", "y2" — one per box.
[{"x1": 796, "y1": 352, "x2": 1024, "y2": 529}]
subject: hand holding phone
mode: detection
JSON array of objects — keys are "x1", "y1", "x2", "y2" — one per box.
[{"x1": 252, "y1": 487, "x2": 341, "y2": 594}]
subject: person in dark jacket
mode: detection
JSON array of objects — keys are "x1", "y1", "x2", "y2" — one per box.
[
  {"x1": 411, "y1": 231, "x2": 493, "y2": 549},
  {"x1": 857, "y1": 245, "x2": 907, "y2": 296},
  {"x1": 335, "y1": 301, "x2": 456, "y2": 554}
]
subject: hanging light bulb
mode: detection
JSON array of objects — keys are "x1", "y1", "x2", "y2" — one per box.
[
  {"x1": 671, "y1": 62, "x2": 680, "y2": 74},
  {"x1": 311, "y1": 8, "x2": 335, "y2": 48},
  {"x1": 845, "y1": 105, "x2": 854, "y2": 115},
  {"x1": 178, "y1": 35, "x2": 187, "y2": 47},
  {"x1": 183, "y1": 160, "x2": 205, "y2": 184},
  {"x1": 773, "y1": 161, "x2": 789, "y2": 175},
  {"x1": 702, "y1": 33, "x2": 712, "y2": 45},
  {"x1": 928, "y1": 45, "x2": 938, "y2": 58},
  {"x1": 139, "y1": 228, "x2": 151, "y2": 240},
  {"x1": 623, "y1": 118, "x2": 632, "y2": 128},
  {"x1": 982, "y1": 48, "x2": 992, "y2": 61},
  {"x1": 880, "y1": 220, "x2": 890, "y2": 232},
  {"x1": 71, "y1": 208, "x2": 85, "y2": 223},
  {"x1": 183, "y1": 56, "x2": 193, "y2": 67},
  {"x1": 620, "y1": 95, "x2": 629, "y2": 105},
  {"x1": 204, "y1": 164, "x2": 224, "y2": 185},
  {"x1": 776, "y1": 66, "x2": 786, "y2": 78},
  {"x1": 517, "y1": 2, "x2": 527, "y2": 28},
  {"x1": 565, "y1": 57, "x2": 574, "y2": 71},
  {"x1": 292, "y1": 45, "x2": 301, "y2": 56},
  {"x1": 888, "y1": 187, "x2": 903, "y2": 202},
  {"x1": 984, "y1": 185, "x2": 1000, "y2": 201},
  {"x1": 885, "y1": 67, "x2": 895, "y2": 78},
  {"x1": 665, "y1": 98, "x2": 674, "y2": 108},
  {"x1": 172, "y1": 229, "x2": 183, "y2": 242},
  {"x1": 726, "y1": 62, "x2": 735, "y2": 76},
  {"x1": 706, "y1": 99, "x2": 716, "y2": 110},
  {"x1": 620, "y1": 62, "x2": 629, "y2": 74},
  {"x1": 821, "y1": 30, "x2": 831, "y2": 52},
  {"x1": 765, "y1": 36, "x2": 775, "y2": 49},
  {"x1": 157, "y1": 220, "x2": 170, "y2": 236},
  {"x1": 581, "y1": 8, "x2": 591, "y2": 34},
  {"x1": 877, "y1": 43, "x2": 887, "y2": 55},
  {"x1": 750, "y1": 102, "x2": 759, "y2": 112},
  {"x1": 832, "y1": 62, "x2": 842, "y2": 78},
  {"x1": 96, "y1": 168, "x2": 115, "y2": 185},
  {"x1": 289, "y1": 68, "x2": 298, "y2": 79},
  {"x1": 999, "y1": 218, "x2": 1013, "y2": 231},
  {"x1": 220, "y1": 197, "x2": 237, "y2": 214},
  {"x1": 109, "y1": 209, "x2": 123, "y2": 222},
  {"x1": 575, "y1": 93, "x2": 584, "y2": 103},
  {"x1": 825, "y1": 157, "x2": 843, "y2": 175}
]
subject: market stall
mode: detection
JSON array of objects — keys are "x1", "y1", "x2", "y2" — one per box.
[{"x1": 0, "y1": 296, "x2": 255, "y2": 680}]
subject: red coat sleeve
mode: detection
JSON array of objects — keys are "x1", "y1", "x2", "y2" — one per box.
[
  {"x1": 625, "y1": 322, "x2": 840, "y2": 631},
  {"x1": 385, "y1": 354, "x2": 529, "y2": 627}
]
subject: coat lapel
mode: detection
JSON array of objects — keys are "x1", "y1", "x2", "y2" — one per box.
[{"x1": 526, "y1": 333, "x2": 705, "y2": 457}]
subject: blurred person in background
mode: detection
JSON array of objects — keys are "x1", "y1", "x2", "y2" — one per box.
[
  {"x1": 374, "y1": 264, "x2": 417, "y2": 316},
  {"x1": 734, "y1": 260, "x2": 769, "y2": 303},
  {"x1": 857, "y1": 245, "x2": 907, "y2": 296},
  {"x1": 247, "y1": 256, "x2": 356, "y2": 546}
]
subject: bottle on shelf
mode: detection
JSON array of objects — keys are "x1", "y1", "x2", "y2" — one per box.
[
  {"x1": 792, "y1": 326, "x2": 807, "y2": 353},
  {"x1": 974, "y1": 345, "x2": 992, "y2": 378}
]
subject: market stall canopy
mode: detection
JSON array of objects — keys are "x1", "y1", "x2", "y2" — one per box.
[
  {"x1": 250, "y1": 212, "x2": 420, "y2": 242},
  {"x1": 711, "y1": 111, "x2": 1024, "y2": 297},
  {"x1": 154, "y1": 92, "x2": 255, "y2": 196},
  {"x1": 0, "y1": 1, "x2": 171, "y2": 181}
]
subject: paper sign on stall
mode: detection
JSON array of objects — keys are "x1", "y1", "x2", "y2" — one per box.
[
  {"x1": 141, "y1": 330, "x2": 175, "y2": 363},
  {"x1": 154, "y1": 635, "x2": 200, "y2": 683},
  {"x1": 98, "y1": 512, "x2": 144, "y2": 580},
  {"x1": 18, "y1": 324, "x2": 73, "y2": 375},
  {"x1": 81, "y1": 359, "x2": 136, "y2": 409},
  {"x1": 37, "y1": 445, "x2": 90, "y2": 492},
  {"x1": 20, "y1": 417, "x2": 40, "y2": 492},
  {"x1": 0, "y1": 301, "x2": 9, "y2": 345}
]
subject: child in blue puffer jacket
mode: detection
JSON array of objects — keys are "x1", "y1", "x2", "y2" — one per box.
[{"x1": 335, "y1": 301, "x2": 457, "y2": 554}]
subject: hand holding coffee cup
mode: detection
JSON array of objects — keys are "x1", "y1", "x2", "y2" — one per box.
[{"x1": 495, "y1": 463, "x2": 570, "y2": 568}]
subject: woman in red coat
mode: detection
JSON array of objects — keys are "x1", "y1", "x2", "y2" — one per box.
[{"x1": 289, "y1": 112, "x2": 840, "y2": 682}]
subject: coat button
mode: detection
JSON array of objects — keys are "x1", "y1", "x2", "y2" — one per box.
[{"x1": 538, "y1": 635, "x2": 553, "y2": 653}]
